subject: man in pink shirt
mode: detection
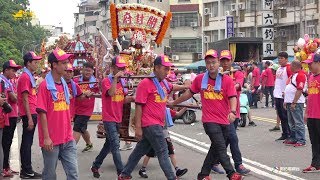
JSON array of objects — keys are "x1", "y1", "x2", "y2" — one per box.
[
  {"x1": 118, "y1": 55, "x2": 178, "y2": 180},
  {"x1": 302, "y1": 53, "x2": 320, "y2": 172},
  {"x1": 73, "y1": 62, "x2": 98, "y2": 152},
  {"x1": 17, "y1": 51, "x2": 42, "y2": 179},
  {"x1": 91, "y1": 56, "x2": 135, "y2": 178},
  {"x1": 37, "y1": 48, "x2": 78, "y2": 179},
  {"x1": 262, "y1": 61, "x2": 275, "y2": 108},
  {"x1": 170, "y1": 50, "x2": 243, "y2": 180},
  {"x1": 251, "y1": 62, "x2": 260, "y2": 108},
  {"x1": 1, "y1": 60, "x2": 22, "y2": 177}
]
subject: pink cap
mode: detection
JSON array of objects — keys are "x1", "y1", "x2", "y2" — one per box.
[
  {"x1": 204, "y1": 49, "x2": 218, "y2": 59},
  {"x1": 154, "y1": 55, "x2": 173, "y2": 67},
  {"x1": 67, "y1": 63, "x2": 74, "y2": 71},
  {"x1": 52, "y1": 48, "x2": 73, "y2": 61},
  {"x1": 113, "y1": 56, "x2": 127, "y2": 68},
  {"x1": 219, "y1": 50, "x2": 232, "y2": 60}
]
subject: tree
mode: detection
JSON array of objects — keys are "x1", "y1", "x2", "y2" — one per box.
[{"x1": 0, "y1": 0, "x2": 49, "y2": 67}]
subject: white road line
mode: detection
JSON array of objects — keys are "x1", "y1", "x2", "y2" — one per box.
[
  {"x1": 11, "y1": 128, "x2": 20, "y2": 171},
  {"x1": 169, "y1": 131, "x2": 307, "y2": 180}
]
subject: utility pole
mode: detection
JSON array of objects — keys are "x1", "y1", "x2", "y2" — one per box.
[{"x1": 299, "y1": 0, "x2": 305, "y2": 37}]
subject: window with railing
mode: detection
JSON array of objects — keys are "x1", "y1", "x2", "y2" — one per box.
[
  {"x1": 307, "y1": 20, "x2": 317, "y2": 37},
  {"x1": 172, "y1": 12, "x2": 198, "y2": 27},
  {"x1": 170, "y1": 39, "x2": 202, "y2": 53}
]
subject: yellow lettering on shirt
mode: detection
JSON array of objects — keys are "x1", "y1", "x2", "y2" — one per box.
[
  {"x1": 111, "y1": 88, "x2": 124, "y2": 102},
  {"x1": 203, "y1": 84, "x2": 224, "y2": 100},
  {"x1": 32, "y1": 88, "x2": 36, "y2": 95},
  {"x1": 53, "y1": 92, "x2": 69, "y2": 111},
  {"x1": 79, "y1": 84, "x2": 90, "y2": 92},
  {"x1": 154, "y1": 94, "x2": 167, "y2": 103},
  {"x1": 308, "y1": 80, "x2": 320, "y2": 95}
]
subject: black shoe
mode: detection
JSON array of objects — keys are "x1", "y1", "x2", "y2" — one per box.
[
  {"x1": 248, "y1": 121, "x2": 257, "y2": 127},
  {"x1": 20, "y1": 170, "x2": 42, "y2": 179},
  {"x1": 139, "y1": 168, "x2": 148, "y2": 178},
  {"x1": 269, "y1": 126, "x2": 280, "y2": 131},
  {"x1": 91, "y1": 166, "x2": 100, "y2": 178},
  {"x1": 275, "y1": 136, "x2": 287, "y2": 141},
  {"x1": 176, "y1": 168, "x2": 188, "y2": 177}
]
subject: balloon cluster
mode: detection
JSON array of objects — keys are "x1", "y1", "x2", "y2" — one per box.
[{"x1": 295, "y1": 34, "x2": 320, "y2": 62}]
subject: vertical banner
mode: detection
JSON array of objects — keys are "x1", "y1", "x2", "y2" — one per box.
[
  {"x1": 225, "y1": 16, "x2": 234, "y2": 38},
  {"x1": 263, "y1": 42, "x2": 274, "y2": 56}
]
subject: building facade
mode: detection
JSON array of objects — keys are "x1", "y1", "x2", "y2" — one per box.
[{"x1": 202, "y1": 0, "x2": 319, "y2": 56}]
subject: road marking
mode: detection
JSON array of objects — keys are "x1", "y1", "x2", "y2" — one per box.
[
  {"x1": 169, "y1": 131, "x2": 307, "y2": 180},
  {"x1": 11, "y1": 128, "x2": 20, "y2": 171}
]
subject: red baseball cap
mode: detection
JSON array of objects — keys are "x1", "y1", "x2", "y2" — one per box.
[
  {"x1": 23, "y1": 51, "x2": 42, "y2": 64},
  {"x1": 3, "y1": 60, "x2": 22, "y2": 70},
  {"x1": 219, "y1": 50, "x2": 232, "y2": 60},
  {"x1": 154, "y1": 54, "x2": 173, "y2": 67},
  {"x1": 66, "y1": 63, "x2": 74, "y2": 71},
  {"x1": 304, "y1": 53, "x2": 320, "y2": 64},
  {"x1": 204, "y1": 49, "x2": 218, "y2": 60},
  {"x1": 112, "y1": 56, "x2": 127, "y2": 68}
]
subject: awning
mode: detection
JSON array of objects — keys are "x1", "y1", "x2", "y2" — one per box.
[{"x1": 184, "y1": 60, "x2": 205, "y2": 70}]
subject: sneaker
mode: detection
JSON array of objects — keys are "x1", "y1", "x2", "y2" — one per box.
[
  {"x1": 82, "y1": 144, "x2": 93, "y2": 152},
  {"x1": 211, "y1": 165, "x2": 224, "y2": 174},
  {"x1": 20, "y1": 170, "x2": 42, "y2": 179},
  {"x1": 138, "y1": 168, "x2": 148, "y2": 178},
  {"x1": 91, "y1": 167, "x2": 100, "y2": 178},
  {"x1": 248, "y1": 121, "x2": 257, "y2": 127},
  {"x1": 176, "y1": 168, "x2": 188, "y2": 177},
  {"x1": 275, "y1": 136, "x2": 287, "y2": 141},
  {"x1": 283, "y1": 140, "x2": 296, "y2": 146},
  {"x1": 269, "y1": 126, "x2": 280, "y2": 131},
  {"x1": 7, "y1": 167, "x2": 19, "y2": 175},
  {"x1": 236, "y1": 164, "x2": 250, "y2": 175},
  {"x1": 229, "y1": 172, "x2": 244, "y2": 180},
  {"x1": 120, "y1": 143, "x2": 133, "y2": 151},
  {"x1": 293, "y1": 143, "x2": 306, "y2": 147},
  {"x1": 118, "y1": 174, "x2": 132, "y2": 180},
  {"x1": 2, "y1": 168, "x2": 13, "y2": 177},
  {"x1": 302, "y1": 165, "x2": 320, "y2": 173}
]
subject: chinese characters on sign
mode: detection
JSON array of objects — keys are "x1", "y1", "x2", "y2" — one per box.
[
  {"x1": 263, "y1": 43, "x2": 274, "y2": 56},
  {"x1": 263, "y1": 0, "x2": 274, "y2": 10},
  {"x1": 225, "y1": 16, "x2": 234, "y2": 38},
  {"x1": 262, "y1": 28, "x2": 274, "y2": 40},
  {"x1": 262, "y1": 12, "x2": 274, "y2": 26}
]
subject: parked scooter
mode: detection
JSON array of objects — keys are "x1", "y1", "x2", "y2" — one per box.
[
  {"x1": 239, "y1": 93, "x2": 250, "y2": 127},
  {"x1": 172, "y1": 106, "x2": 197, "y2": 124}
]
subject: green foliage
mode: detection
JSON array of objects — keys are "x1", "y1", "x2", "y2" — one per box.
[{"x1": 0, "y1": 0, "x2": 49, "y2": 66}]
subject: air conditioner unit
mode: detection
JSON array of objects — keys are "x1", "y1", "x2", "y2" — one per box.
[
  {"x1": 204, "y1": 8, "x2": 211, "y2": 15},
  {"x1": 237, "y1": 32, "x2": 246, "y2": 37},
  {"x1": 172, "y1": 55, "x2": 179, "y2": 61},
  {"x1": 203, "y1": 36, "x2": 210, "y2": 43},
  {"x1": 231, "y1": 3, "x2": 237, "y2": 11},
  {"x1": 190, "y1": 22, "x2": 198, "y2": 27},
  {"x1": 197, "y1": 53, "x2": 203, "y2": 59},
  {"x1": 225, "y1": 11, "x2": 232, "y2": 16},
  {"x1": 238, "y1": 3, "x2": 246, "y2": 10}
]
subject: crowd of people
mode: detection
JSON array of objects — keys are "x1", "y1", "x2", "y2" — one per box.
[{"x1": 0, "y1": 48, "x2": 319, "y2": 180}]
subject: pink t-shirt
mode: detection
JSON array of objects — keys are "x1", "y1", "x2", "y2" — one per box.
[
  {"x1": 190, "y1": 74, "x2": 237, "y2": 124},
  {"x1": 307, "y1": 74, "x2": 320, "y2": 119},
  {"x1": 252, "y1": 67, "x2": 261, "y2": 87},
  {"x1": 74, "y1": 78, "x2": 99, "y2": 116},
  {"x1": 101, "y1": 78, "x2": 126, "y2": 123},
  {"x1": 135, "y1": 78, "x2": 173, "y2": 127},
  {"x1": 232, "y1": 71, "x2": 244, "y2": 119},
  {"x1": 17, "y1": 72, "x2": 37, "y2": 116},
  {"x1": 67, "y1": 82, "x2": 82, "y2": 119},
  {"x1": 36, "y1": 81, "x2": 73, "y2": 147},
  {"x1": 264, "y1": 68, "x2": 275, "y2": 87}
]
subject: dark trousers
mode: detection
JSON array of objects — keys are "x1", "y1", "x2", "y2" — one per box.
[
  {"x1": 2, "y1": 117, "x2": 18, "y2": 169},
  {"x1": 251, "y1": 86, "x2": 259, "y2": 107},
  {"x1": 198, "y1": 122, "x2": 235, "y2": 179},
  {"x1": 307, "y1": 118, "x2": 320, "y2": 168},
  {"x1": 264, "y1": 86, "x2": 274, "y2": 107},
  {"x1": 275, "y1": 98, "x2": 290, "y2": 138},
  {"x1": 20, "y1": 115, "x2": 37, "y2": 173}
]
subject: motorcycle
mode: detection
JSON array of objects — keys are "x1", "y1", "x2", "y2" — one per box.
[
  {"x1": 172, "y1": 106, "x2": 197, "y2": 124},
  {"x1": 239, "y1": 93, "x2": 249, "y2": 127}
]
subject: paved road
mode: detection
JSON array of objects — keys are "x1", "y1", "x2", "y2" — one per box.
[{"x1": 7, "y1": 104, "x2": 319, "y2": 180}]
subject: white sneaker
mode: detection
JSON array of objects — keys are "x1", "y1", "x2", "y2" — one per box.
[{"x1": 120, "y1": 143, "x2": 133, "y2": 151}]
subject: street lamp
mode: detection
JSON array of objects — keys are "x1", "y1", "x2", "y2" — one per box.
[{"x1": 21, "y1": 41, "x2": 35, "y2": 57}]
